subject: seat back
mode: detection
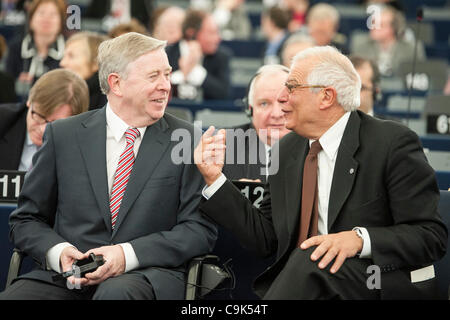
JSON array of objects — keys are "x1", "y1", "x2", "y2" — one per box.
[{"x1": 435, "y1": 190, "x2": 450, "y2": 299}]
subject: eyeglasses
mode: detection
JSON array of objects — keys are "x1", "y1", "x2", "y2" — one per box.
[
  {"x1": 284, "y1": 81, "x2": 326, "y2": 94},
  {"x1": 30, "y1": 105, "x2": 50, "y2": 125}
]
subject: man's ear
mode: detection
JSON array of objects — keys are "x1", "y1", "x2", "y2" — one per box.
[
  {"x1": 107, "y1": 73, "x2": 122, "y2": 97},
  {"x1": 319, "y1": 87, "x2": 337, "y2": 110},
  {"x1": 26, "y1": 100, "x2": 31, "y2": 108}
]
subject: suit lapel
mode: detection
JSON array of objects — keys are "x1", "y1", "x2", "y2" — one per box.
[
  {"x1": 285, "y1": 137, "x2": 309, "y2": 241},
  {"x1": 77, "y1": 108, "x2": 111, "y2": 233},
  {"x1": 111, "y1": 116, "x2": 171, "y2": 236},
  {"x1": 327, "y1": 112, "x2": 361, "y2": 231}
]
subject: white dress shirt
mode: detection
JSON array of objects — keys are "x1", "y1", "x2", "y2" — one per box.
[
  {"x1": 19, "y1": 133, "x2": 38, "y2": 171},
  {"x1": 204, "y1": 112, "x2": 372, "y2": 258},
  {"x1": 46, "y1": 104, "x2": 146, "y2": 274}
]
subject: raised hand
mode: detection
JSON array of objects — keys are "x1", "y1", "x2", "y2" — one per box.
[{"x1": 194, "y1": 126, "x2": 227, "y2": 186}]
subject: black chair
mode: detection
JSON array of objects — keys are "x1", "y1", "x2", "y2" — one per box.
[
  {"x1": 435, "y1": 190, "x2": 450, "y2": 299},
  {"x1": 6, "y1": 250, "x2": 230, "y2": 300}
]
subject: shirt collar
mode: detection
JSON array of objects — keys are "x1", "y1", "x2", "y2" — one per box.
[
  {"x1": 25, "y1": 132, "x2": 35, "y2": 147},
  {"x1": 106, "y1": 103, "x2": 147, "y2": 142},
  {"x1": 310, "y1": 111, "x2": 351, "y2": 161}
]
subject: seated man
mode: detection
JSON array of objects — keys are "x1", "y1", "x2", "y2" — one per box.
[
  {"x1": 213, "y1": 64, "x2": 291, "y2": 299},
  {"x1": 195, "y1": 46, "x2": 447, "y2": 300},
  {"x1": 224, "y1": 64, "x2": 291, "y2": 182},
  {"x1": 0, "y1": 32, "x2": 217, "y2": 300},
  {"x1": 167, "y1": 9, "x2": 231, "y2": 101},
  {"x1": 0, "y1": 69, "x2": 89, "y2": 171}
]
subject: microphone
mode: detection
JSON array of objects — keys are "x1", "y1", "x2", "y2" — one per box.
[{"x1": 406, "y1": 7, "x2": 424, "y2": 127}]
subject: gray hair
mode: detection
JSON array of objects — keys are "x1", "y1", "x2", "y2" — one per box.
[
  {"x1": 98, "y1": 32, "x2": 167, "y2": 94},
  {"x1": 307, "y1": 3, "x2": 340, "y2": 28},
  {"x1": 292, "y1": 46, "x2": 361, "y2": 111},
  {"x1": 248, "y1": 64, "x2": 290, "y2": 106}
]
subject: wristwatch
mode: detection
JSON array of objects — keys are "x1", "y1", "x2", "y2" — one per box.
[{"x1": 352, "y1": 227, "x2": 364, "y2": 256}]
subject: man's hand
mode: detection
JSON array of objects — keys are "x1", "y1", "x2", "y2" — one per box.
[
  {"x1": 83, "y1": 245, "x2": 126, "y2": 286},
  {"x1": 60, "y1": 246, "x2": 90, "y2": 287},
  {"x1": 300, "y1": 231, "x2": 363, "y2": 274},
  {"x1": 194, "y1": 126, "x2": 226, "y2": 186},
  {"x1": 179, "y1": 40, "x2": 203, "y2": 78}
]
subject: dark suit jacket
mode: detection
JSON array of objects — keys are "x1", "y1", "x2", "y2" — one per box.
[
  {"x1": 86, "y1": 72, "x2": 107, "y2": 111},
  {"x1": 85, "y1": 0, "x2": 153, "y2": 26},
  {"x1": 200, "y1": 110, "x2": 448, "y2": 299},
  {"x1": 223, "y1": 122, "x2": 268, "y2": 183},
  {"x1": 9, "y1": 107, "x2": 217, "y2": 299},
  {"x1": 5, "y1": 34, "x2": 62, "y2": 81},
  {"x1": 165, "y1": 42, "x2": 231, "y2": 100},
  {"x1": 0, "y1": 102, "x2": 27, "y2": 170},
  {"x1": 0, "y1": 72, "x2": 17, "y2": 103}
]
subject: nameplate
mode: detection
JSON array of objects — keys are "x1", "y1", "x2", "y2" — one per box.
[
  {"x1": 0, "y1": 170, "x2": 26, "y2": 203},
  {"x1": 232, "y1": 180, "x2": 266, "y2": 209},
  {"x1": 425, "y1": 95, "x2": 450, "y2": 135}
]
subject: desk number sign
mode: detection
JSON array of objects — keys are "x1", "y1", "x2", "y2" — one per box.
[
  {"x1": 232, "y1": 180, "x2": 266, "y2": 209},
  {"x1": 0, "y1": 170, "x2": 26, "y2": 203}
]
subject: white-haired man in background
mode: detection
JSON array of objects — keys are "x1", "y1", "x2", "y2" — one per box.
[{"x1": 195, "y1": 46, "x2": 447, "y2": 299}]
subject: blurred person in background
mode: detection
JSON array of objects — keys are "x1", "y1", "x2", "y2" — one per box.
[
  {"x1": 0, "y1": 69, "x2": 88, "y2": 171},
  {"x1": 85, "y1": 0, "x2": 153, "y2": 32},
  {"x1": 108, "y1": 18, "x2": 149, "y2": 38},
  {"x1": 349, "y1": 55, "x2": 381, "y2": 116},
  {"x1": 261, "y1": 6, "x2": 290, "y2": 65},
  {"x1": 351, "y1": 4, "x2": 425, "y2": 77},
  {"x1": 0, "y1": 34, "x2": 17, "y2": 103},
  {"x1": 166, "y1": 9, "x2": 231, "y2": 101},
  {"x1": 212, "y1": 0, "x2": 252, "y2": 40},
  {"x1": 60, "y1": 31, "x2": 109, "y2": 110},
  {"x1": 281, "y1": 32, "x2": 315, "y2": 67},
  {"x1": 5, "y1": 0, "x2": 66, "y2": 89},
  {"x1": 151, "y1": 5, "x2": 185, "y2": 45},
  {"x1": 305, "y1": 3, "x2": 348, "y2": 54},
  {"x1": 281, "y1": 0, "x2": 309, "y2": 32}
]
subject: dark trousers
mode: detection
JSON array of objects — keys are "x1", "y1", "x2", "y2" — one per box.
[
  {"x1": 263, "y1": 247, "x2": 381, "y2": 300},
  {"x1": 0, "y1": 272, "x2": 155, "y2": 300}
]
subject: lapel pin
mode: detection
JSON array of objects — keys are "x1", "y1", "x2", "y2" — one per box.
[{"x1": 349, "y1": 168, "x2": 355, "y2": 174}]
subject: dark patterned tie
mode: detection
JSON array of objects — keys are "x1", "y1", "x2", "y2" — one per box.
[{"x1": 298, "y1": 140, "x2": 322, "y2": 246}]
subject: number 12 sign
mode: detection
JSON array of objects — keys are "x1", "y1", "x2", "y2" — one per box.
[{"x1": 0, "y1": 170, "x2": 26, "y2": 203}]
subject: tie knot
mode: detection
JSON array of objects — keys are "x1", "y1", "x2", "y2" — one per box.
[
  {"x1": 309, "y1": 140, "x2": 322, "y2": 157},
  {"x1": 125, "y1": 128, "x2": 140, "y2": 145}
]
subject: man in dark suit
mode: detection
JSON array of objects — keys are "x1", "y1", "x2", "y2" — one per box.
[
  {"x1": 212, "y1": 64, "x2": 290, "y2": 299},
  {"x1": 194, "y1": 46, "x2": 447, "y2": 299},
  {"x1": 224, "y1": 64, "x2": 291, "y2": 182},
  {"x1": 166, "y1": 9, "x2": 231, "y2": 101},
  {"x1": 0, "y1": 69, "x2": 89, "y2": 171},
  {"x1": 0, "y1": 33, "x2": 217, "y2": 300}
]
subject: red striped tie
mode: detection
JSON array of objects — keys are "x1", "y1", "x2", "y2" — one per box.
[{"x1": 110, "y1": 128, "x2": 140, "y2": 229}]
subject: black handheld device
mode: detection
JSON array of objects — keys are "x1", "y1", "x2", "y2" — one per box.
[{"x1": 52, "y1": 253, "x2": 105, "y2": 282}]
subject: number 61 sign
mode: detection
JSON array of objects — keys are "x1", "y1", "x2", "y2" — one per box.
[{"x1": 0, "y1": 171, "x2": 26, "y2": 203}]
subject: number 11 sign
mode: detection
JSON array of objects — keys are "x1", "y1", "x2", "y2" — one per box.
[{"x1": 0, "y1": 171, "x2": 26, "y2": 203}]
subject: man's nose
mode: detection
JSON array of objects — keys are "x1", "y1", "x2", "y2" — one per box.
[
  {"x1": 271, "y1": 102, "x2": 285, "y2": 119},
  {"x1": 158, "y1": 76, "x2": 171, "y2": 91},
  {"x1": 277, "y1": 86, "x2": 289, "y2": 105}
]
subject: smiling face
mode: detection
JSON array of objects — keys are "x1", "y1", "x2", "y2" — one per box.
[
  {"x1": 250, "y1": 70, "x2": 291, "y2": 146},
  {"x1": 113, "y1": 48, "x2": 172, "y2": 127}
]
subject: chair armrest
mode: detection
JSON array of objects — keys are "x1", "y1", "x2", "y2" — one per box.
[
  {"x1": 6, "y1": 249, "x2": 25, "y2": 289},
  {"x1": 185, "y1": 254, "x2": 230, "y2": 300}
]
